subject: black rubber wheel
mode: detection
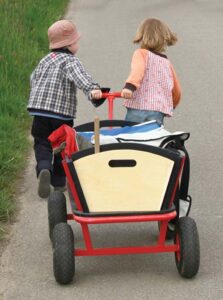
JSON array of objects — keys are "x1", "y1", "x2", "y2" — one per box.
[
  {"x1": 174, "y1": 216, "x2": 200, "y2": 278},
  {"x1": 48, "y1": 191, "x2": 67, "y2": 240},
  {"x1": 52, "y1": 223, "x2": 75, "y2": 284}
]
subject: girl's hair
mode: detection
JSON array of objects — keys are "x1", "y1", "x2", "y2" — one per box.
[{"x1": 133, "y1": 18, "x2": 177, "y2": 52}]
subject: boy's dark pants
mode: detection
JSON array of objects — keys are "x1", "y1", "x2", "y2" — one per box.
[{"x1": 31, "y1": 116, "x2": 73, "y2": 187}]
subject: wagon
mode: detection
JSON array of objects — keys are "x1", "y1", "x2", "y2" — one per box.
[{"x1": 48, "y1": 92, "x2": 200, "y2": 284}]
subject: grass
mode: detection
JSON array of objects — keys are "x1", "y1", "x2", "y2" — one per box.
[{"x1": 0, "y1": 0, "x2": 69, "y2": 238}]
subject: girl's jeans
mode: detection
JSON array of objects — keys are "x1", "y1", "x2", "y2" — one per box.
[{"x1": 125, "y1": 108, "x2": 165, "y2": 125}]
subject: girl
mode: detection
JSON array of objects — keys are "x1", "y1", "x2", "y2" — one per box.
[{"x1": 121, "y1": 18, "x2": 181, "y2": 124}]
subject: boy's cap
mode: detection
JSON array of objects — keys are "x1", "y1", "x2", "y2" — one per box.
[{"x1": 48, "y1": 20, "x2": 81, "y2": 49}]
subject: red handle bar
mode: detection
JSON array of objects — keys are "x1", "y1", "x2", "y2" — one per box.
[{"x1": 101, "y1": 92, "x2": 122, "y2": 98}]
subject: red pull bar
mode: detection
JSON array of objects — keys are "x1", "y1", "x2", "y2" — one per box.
[{"x1": 101, "y1": 92, "x2": 122, "y2": 120}]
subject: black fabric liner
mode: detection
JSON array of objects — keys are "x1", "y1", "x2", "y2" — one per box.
[{"x1": 67, "y1": 143, "x2": 183, "y2": 216}]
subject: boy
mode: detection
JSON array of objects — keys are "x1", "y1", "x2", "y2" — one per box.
[{"x1": 28, "y1": 20, "x2": 102, "y2": 198}]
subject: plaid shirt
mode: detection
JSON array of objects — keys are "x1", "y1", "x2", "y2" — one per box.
[{"x1": 27, "y1": 50, "x2": 100, "y2": 118}]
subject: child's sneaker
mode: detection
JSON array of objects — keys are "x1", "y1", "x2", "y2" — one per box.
[{"x1": 38, "y1": 169, "x2": 51, "y2": 198}]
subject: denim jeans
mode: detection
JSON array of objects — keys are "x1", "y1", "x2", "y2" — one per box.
[{"x1": 125, "y1": 108, "x2": 165, "y2": 125}]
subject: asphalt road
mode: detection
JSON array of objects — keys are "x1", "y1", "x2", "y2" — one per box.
[{"x1": 1, "y1": 0, "x2": 223, "y2": 299}]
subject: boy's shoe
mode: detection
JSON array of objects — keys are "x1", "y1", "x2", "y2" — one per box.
[{"x1": 38, "y1": 169, "x2": 51, "y2": 198}]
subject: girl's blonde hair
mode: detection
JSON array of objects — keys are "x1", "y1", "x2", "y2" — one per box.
[{"x1": 133, "y1": 18, "x2": 177, "y2": 52}]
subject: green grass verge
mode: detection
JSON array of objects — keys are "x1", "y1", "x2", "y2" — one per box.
[{"x1": 0, "y1": 0, "x2": 69, "y2": 238}]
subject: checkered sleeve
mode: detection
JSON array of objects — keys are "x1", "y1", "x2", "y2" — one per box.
[{"x1": 65, "y1": 56, "x2": 100, "y2": 98}]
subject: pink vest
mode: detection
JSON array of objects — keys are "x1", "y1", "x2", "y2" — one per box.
[{"x1": 124, "y1": 51, "x2": 174, "y2": 116}]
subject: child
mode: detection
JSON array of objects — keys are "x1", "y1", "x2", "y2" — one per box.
[
  {"x1": 121, "y1": 18, "x2": 181, "y2": 124},
  {"x1": 27, "y1": 20, "x2": 102, "y2": 198}
]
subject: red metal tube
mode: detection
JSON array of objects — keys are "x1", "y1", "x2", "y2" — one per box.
[
  {"x1": 74, "y1": 244, "x2": 179, "y2": 256},
  {"x1": 72, "y1": 211, "x2": 177, "y2": 224}
]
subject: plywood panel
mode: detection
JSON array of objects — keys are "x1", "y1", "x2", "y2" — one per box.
[{"x1": 73, "y1": 150, "x2": 173, "y2": 212}]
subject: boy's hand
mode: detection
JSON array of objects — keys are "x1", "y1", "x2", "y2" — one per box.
[
  {"x1": 121, "y1": 88, "x2": 133, "y2": 99},
  {"x1": 91, "y1": 89, "x2": 102, "y2": 99}
]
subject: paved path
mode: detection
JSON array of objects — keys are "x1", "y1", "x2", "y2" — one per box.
[{"x1": 1, "y1": 0, "x2": 223, "y2": 299}]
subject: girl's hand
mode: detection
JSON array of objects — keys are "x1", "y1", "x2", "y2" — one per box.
[
  {"x1": 91, "y1": 89, "x2": 102, "y2": 99},
  {"x1": 121, "y1": 88, "x2": 133, "y2": 99}
]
